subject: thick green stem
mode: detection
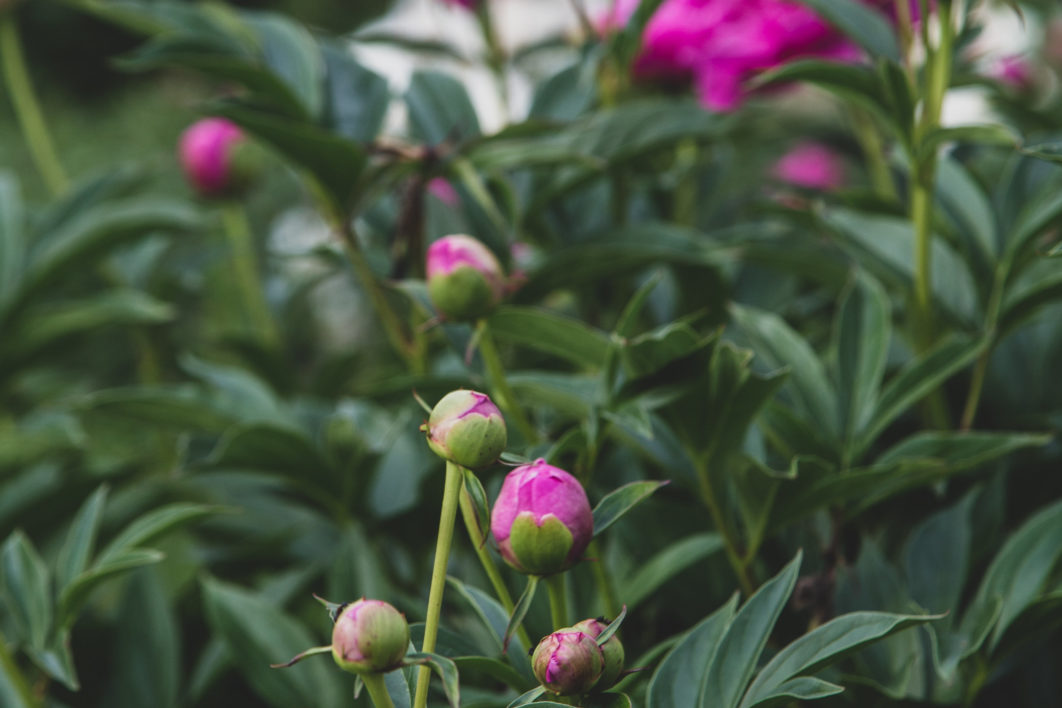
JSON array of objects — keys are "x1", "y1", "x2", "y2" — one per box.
[
  {"x1": 362, "y1": 672, "x2": 396, "y2": 708},
  {"x1": 911, "y1": 180, "x2": 935, "y2": 350},
  {"x1": 338, "y1": 222, "x2": 424, "y2": 374},
  {"x1": 546, "y1": 574, "x2": 569, "y2": 630},
  {"x1": 457, "y1": 487, "x2": 532, "y2": 648},
  {"x1": 475, "y1": 319, "x2": 538, "y2": 443},
  {"x1": 697, "y1": 462, "x2": 755, "y2": 597},
  {"x1": 413, "y1": 461, "x2": 463, "y2": 708},
  {"x1": 0, "y1": 630, "x2": 40, "y2": 708},
  {"x1": 1, "y1": 15, "x2": 68, "y2": 196},
  {"x1": 221, "y1": 202, "x2": 279, "y2": 347}
]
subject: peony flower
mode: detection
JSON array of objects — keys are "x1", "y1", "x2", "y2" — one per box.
[
  {"x1": 422, "y1": 389, "x2": 507, "y2": 470},
  {"x1": 178, "y1": 117, "x2": 246, "y2": 196},
  {"x1": 331, "y1": 599, "x2": 410, "y2": 674},
  {"x1": 772, "y1": 142, "x2": 845, "y2": 191},
  {"x1": 490, "y1": 459, "x2": 593, "y2": 576},
  {"x1": 426, "y1": 234, "x2": 506, "y2": 321}
]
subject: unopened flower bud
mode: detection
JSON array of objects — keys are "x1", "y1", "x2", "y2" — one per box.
[
  {"x1": 178, "y1": 117, "x2": 251, "y2": 197},
  {"x1": 490, "y1": 459, "x2": 593, "y2": 576},
  {"x1": 331, "y1": 599, "x2": 409, "y2": 674},
  {"x1": 423, "y1": 390, "x2": 507, "y2": 470},
  {"x1": 532, "y1": 629, "x2": 604, "y2": 696},
  {"x1": 426, "y1": 235, "x2": 506, "y2": 321},
  {"x1": 570, "y1": 618, "x2": 625, "y2": 690}
]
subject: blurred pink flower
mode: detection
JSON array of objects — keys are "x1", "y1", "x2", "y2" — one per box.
[
  {"x1": 440, "y1": 0, "x2": 477, "y2": 8},
  {"x1": 634, "y1": 0, "x2": 889, "y2": 111},
  {"x1": 989, "y1": 55, "x2": 1034, "y2": 91},
  {"x1": 178, "y1": 117, "x2": 244, "y2": 196},
  {"x1": 594, "y1": 0, "x2": 640, "y2": 35},
  {"x1": 772, "y1": 142, "x2": 845, "y2": 190},
  {"x1": 428, "y1": 178, "x2": 460, "y2": 206}
]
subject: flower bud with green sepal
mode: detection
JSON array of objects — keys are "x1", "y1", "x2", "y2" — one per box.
[
  {"x1": 331, "y1": 599, "x2": 410, "y2": 675},
  {"x1": 491, "y1": 459, "x2": 593, "y2": 576},
  {"x1": 422, "y1": 390, "x2": 507, "y2": 470},
  {"x1": 532, "y1": 629, "x2": 605, "y2": 696},
  {"x1": 426, "y1": 234, "x2": 506, "y2": 322},
  {"x1": 570, "y1": 617, "x2": 625, "y2": 690}
]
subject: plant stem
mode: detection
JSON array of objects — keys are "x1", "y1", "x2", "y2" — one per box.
[
  {"x1": 697, "y1": 461, "x2": 755, "y2": 596},
  {"x1": 475, "y1": 318, "x2": 538, "y2": 443},
  {"x1": 413, "y1": 461, "x2": 463, "y2": 708},
  {"x1": 1, "y1": 15, "x2": 68, "y2": 196},
  {"x1": 220, "y1": 202, "x2": 279, "y2": 347},
  {"x1": 0, "y1": 630, "x2": 40, "y2": 708},
  {"x1": 546, "y1": 574, "x2": 569, "y2": 630},
  {"x1": 457, "y1": 487, "x2": 533, "y2": 648},
  {"x1": 336, "y1": 221, "x2": 424, "y2": 374},
  {"x1": 361, "y1": 672, "x2": 396, "y2": 708}
]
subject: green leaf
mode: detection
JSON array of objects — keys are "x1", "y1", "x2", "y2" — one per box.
[
  {"x1": 201, "y1": 577, "x2": 342, "y2": 708},
  {"x1": 596, "y1": 605, "x2": 628, "y2": 646},
  {"x1": 384, "y1": 668, "x2": 412, "y2": 708},
  {"x1": 55, "y1": 485, "x2": 109, "y2": 592},
  {"x1": 58, "y1": 549, "x2": 165, "y2": 628},
  {"x1": 621, "y1": 533, "x2": 724, "y2": 610},
  {"x1": 740, "y1": 612, "x2": 937, "y2": 708},
  {"x1": 834, "y1": 271, "x2": 890, "y2": 442},
  {"x1": 584, "y1": 692, "x2": 634, "y2": 708},
  {"x1": 503, "y1": 576, "x2": 539, "y2": 653},
  {"x1": 25, "y1": 637, "x2": 78, "y2": 691},
  {"x1": 746, "y1": 676, "x2": 843, "y2": 707},
  {"x1": 752, "y1": 60, "x2": 884, "y2": 110},
  {"x1": 592, "y1": 481, "x2": 669, "y2": 539},
  {"x1": 965, "y1": 498, "x2": 1062, "y2": 651},
  {"x1": 647, "y1": 593, "x2": 739, "y2": 708},
  {"x1": 96, "y1": 503, "x2": 216, "y2": 565},
  {"x1": 0, "y1": 532, "x2": 51, "y2": 650},
  {"x1": 404, "y1": 652, "x2": 460, "y2": 708},
  {"x1": 212, "y1": 102, "x2": 366, "y2": 214},
  {"x1": 903, "y1": 495, "x2": 972, "y2": 617},
  {"x1": 935, "y1": 155, "x2": 998, "y2": 267},
  {"x1": 446, "y1": 576, "x2": 532, "y2": 675},
  {"x1": 320, "y1": 43, "x2": 389, "y2": 143},
  {"x1": 874, "y1": 431, "x2": 1049, "y2": 470},
  {"x1": 857, "y1": 336, "x2": 984, "y2": 455},
  {"x1": 999, "y1": 263, "x2": 1062, "y2": 338},
  {"x1": 0, "y1": 171, "x2": 24, "y2": 315},
  {"x1": 1004, "y1": 172, "x2": 1062, "y2": 262},
  {"x1": 488, "y1": 306, "x2": 611, "y2": 369},
  {"x1": 245, "y1": 12, "x2": 324, "y2": 119},
  {"x1": 919, "y1": 124, "x2": 1019, "y2": 164},
  {"x1": 507, "y1": 686, "x2": 546, "y2": 706},
  {"x1": 792, "y1": 0, "x2": 901, "y2": 60},
  {"x1": 0, "y1": 641, "x2": 39, "y2": 708},
  {"x1": 730, "y1": 304, "x2": 839, "y2": 442},
  {"x1": 462, "y1": 468, "x2": 492, "y2": 546},
  {"x1": 622, "y1": 322, "x2": 713, "y2": 381},
  {"x1": 78, "y1": 386, "x2": 239, "y2": 434},
  {"x1": 452, "y1": 656, "x2": 529, "y2": 692},
  {"x1": 699, "y1": 552, "x2": 803, "y2": 708},
  {"x1": 405, "y1": 70, "x2": 481, "y2": 145}
]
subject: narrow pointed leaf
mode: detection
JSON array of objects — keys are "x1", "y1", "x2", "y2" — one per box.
[
  {"x1": 404, "y1": 652, "x2": 460, "y2": 708},
  {"x1": 56, "y1": 485, "x2": 109, "y2": 591},
  {"x1": 96, "y1": 503, "x2": 216, "y2": 565},
  {"x1": 58, "y1": 549, "x2": 165, "y2": 628},
  {"x1": 596, "y1": 605, "x2": 628, "y2": 646},
  {"x1": 503, "y1": 576, "x2": 539, "y2": 653},
  {"x1": 0, "y1": 532, "x2": 52, "y2": 650},
  {"x1": 592, "y1": 481, "x2": 669, "y2": 538},
  {"x1": 746, "y1": 676, "x2": 843, "y2": 707}
]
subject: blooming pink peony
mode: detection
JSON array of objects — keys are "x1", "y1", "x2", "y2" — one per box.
[
  {"x1": 178, "y1": 117, "x2": 245, "y2": 196},
  {"x1": 634, "y1": 0, "x2": 876, "y2": 111},
  {"x1": 772, "y1": 142, "x2": 845, "y2": 190}
]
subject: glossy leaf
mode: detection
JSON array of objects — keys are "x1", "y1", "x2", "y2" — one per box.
[
  {"x1": 404, "y1": 652, "x2": 460, "y2": 708},
  {"x1": 621, "y1": 533, "x2": 724, "y2": 610},
  {"x1": 55, "y1": 485, "x2": 109, "y2": 592},
  {"x1": 746, "y1": 676, "x2": 843, "y2": 707},
  {"x1": 503, "y1": 576, "x2": 539, "y2": 653},
  {"x1": 96, "y1": 503, "x2": 216, "y2": 565},
  {"x1": 834, "y1": 271, "x2": 890, "y2": 441},
  {"x1": 592, "y1": 481, "x2": 669, "y2": 539},
  {"x1": 406, "y1": 70, "x2": 480, "y2": 145},
  {"x1": 245, "y1": 12, "x2": 324, "y2": 119},
  {"x1": 0, "y1": 532, "x2": 51, "y2": 650},
  {"x1": 58, "y1": 549, "x2": 165, "y2": 628},
  {"x1": 488, "y1": 306, "x2": 611, "y2": 369},
  {"x1": 320, "y1": 43, "x2": 389, "y2": 143}
]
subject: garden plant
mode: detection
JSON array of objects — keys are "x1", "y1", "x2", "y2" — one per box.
[{"x1": 2, "y1": 0, "x2": 1062, "y2": 706}]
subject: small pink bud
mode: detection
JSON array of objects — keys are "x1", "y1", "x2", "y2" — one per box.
[
  {"x1": 422, "y1": 389, "x2": 507, "y2": 470},
  {"x1": 426, "y1": 235, "x2": 506, "y2": 321},
  {"x1": 178, "y1": 118, "x2": 246, "y2": 196},
  {"x1": 772, "y1": 142, "x2": 845, "y2": 191},
  {"x1": 532, "y1": 629, "x2": 604, "y2": 696},
  {"x1": 989, "y1": 55, "x2": 1034, "y2": 92},
  {"x1": 490, "y1": 459, "x2": 593, "y2": 576},
  {"x1": 331, "y1": 599, "x2": 409, "y2": 675},
  {"x1": 570, "y1": 617, "x2": 625, "y2": 690}
]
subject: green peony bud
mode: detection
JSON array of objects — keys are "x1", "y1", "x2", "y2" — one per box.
[
  {"x1": 423, "y1": 389, "x2": 507, "y2": 470},
  {"x1": 570, "y1": 617, "x2": 625, "y2": 690},
  {"x1": 331, "y1": 599, "x2": 409, "y2": 674},
  {"x1": 425, "y1": 235, "x2": 506, "y2": 321}
]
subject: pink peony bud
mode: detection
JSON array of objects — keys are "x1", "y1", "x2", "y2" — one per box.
[
  {"x1": 422, "y1": 389, "x2": 507, "y2": 470},
  {"x1": 426, "y1": 234, "x2": 506, "y2": 321},
  {"x1": 490, "y1": 459, "x2": 593, "y2": 576},
  {"x1": 427, "y1": 178, "x2": 460, "y2": 207},
  {"x1": 331, "y1": 599, "x2": 409, "y2": 675},
  {"x1": 178, "y1": 118, "x2": 246, "y2": 196},
  {"x1": 989, "y1": 55, "x2": 1034, "y2": 92},
  {"x1": 532, "y1": 629, "x2": 605, "y2": 696},
  {"x1": 772, "y1": 142, "x2": 845, "y2": 191},
  {"x1": 570, "y1": 617, "x2": 625, "y2": 690}
]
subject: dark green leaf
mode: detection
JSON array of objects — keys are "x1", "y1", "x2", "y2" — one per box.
[
  {"x1": 507, "y1": 686, "x2": 546, "y2": 706},
  {"x1": 503, "y1": 576, "x2": 539, "y2": 653},
  {"x1": 406, "y1": 70, "x2": 480, "y2": 145},
  {"x1": 452, "y1": 656, "x2": 529, "y2": 692},
  {"x1": 0, "y1": 641, "x2": 39, "y2": 708},
  {"x1": 0, "y1": 171, "x2": 24, "y2": 315},
  {"x1": 874, "y1": 431, "x2": 1049, "y2": 470},
  {"x1": 903, "y1": 495, "x2": 972, "y2": 617},
  {"x1": 792, "y1": 0, "x2": 901, "y2": 60},
  {"x1": 488, "y1": 306, "x2": 611, "y2": 369},
  {"x1": 55, "y1": 486, "x2": 109, "y2": 592},
  {"x1": 245, "y1": 12, "x2": 324, "y2": 119},
  {"x1": 58, "y1": 549, "x2": 164, "y2": 628},
  {"x1": 746, "y1": 676, "x2": 843, "y2": 707},
  {"x1": 96, "y1": 503, "x2": 216, "y2": 565},
  {"x1": 1004, "y1": 172, "x2": 1062, "y2": 262},
  {"x1": 834, "y1": 271, "x2": 890, "y2": 442},
  {"x1": 621, "y1": 533, "x2": 724, "y2": 610},
  {"x1": 999, "y1": 263, "x2": 1062, "y2": 338},
  {"x1": 919, "y1": 124, "x2": 1019, "y2": 163},
  {"x1": 592, "y1": 481, "x2": 669, "y2": 539},
  {"x1": 320, "y1": 44, "x2": 389, "y2": 143},
  {"x1": 647, "y1": 593, "x2": 738, "y2": 708},
  {"x1": 753, "y1": 60, "x2": 884, "y2": 108},
  {"x1": 0, "y1": 532, "x2": 51, "y2": 650},
  {"x1": 404, "y1": 652, "x2": 460, "y2": 708}
]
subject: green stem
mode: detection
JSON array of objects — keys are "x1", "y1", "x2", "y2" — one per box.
[
  {"x1": 457, "y1": 487, "x2": 533, "y2": 648},
  {"x1": 911, "y1": 180, "x2": 935, "y2": 350},
  {"x1": 362, "y1": 672, "x2": 396, "y2": 708},
  {"x1": 220, "y1": 202, "x2": 279, "y2": 347},
  {"x1": 0, "y1": 630, "x2": 40, "y2": 708},
  {"x1": 1, "y1": 15, "x2": 68, "y2": 196},
  {"x1": 475, "y1": 319, "x2": 538, "y2": 443},
  {"x1": 338, "y1": 221, "x2": 424, "y2": 374},
  {"x1": 697, "y1": 461, "x2": 755, "y2": 597},
  {"x1": 413, "y1": 461, "x2": 463, "y2": 708},
  {"x1": 586, "y1": 539, "x2": 618, "y2": 619},
  {"x1": 546, "y1": 574, "x2": 569, "y2": 630},
  {"x1": 850, "y1": 108, "x2": 896, "y2": 201}
]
